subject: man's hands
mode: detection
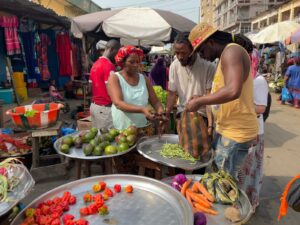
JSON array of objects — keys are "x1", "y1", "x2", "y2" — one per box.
[{"x1": 185, "y1": 95, "x2": 202, "y2": 112}]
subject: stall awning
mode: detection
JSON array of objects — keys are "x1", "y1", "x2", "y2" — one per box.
[{"x1": 0, "y1": 0, "x2": 70, "y2": 28}]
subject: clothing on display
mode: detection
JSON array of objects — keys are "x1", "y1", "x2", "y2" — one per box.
[
  {"x1": 36, "y1": 33, "x2": 51, "y2": 81},
  {"x1": 56, "y1": 32, "x2": 72, "y2": 76},
  {"x1": 0, "y1": 16, "x2": 21, "y2": 55}
]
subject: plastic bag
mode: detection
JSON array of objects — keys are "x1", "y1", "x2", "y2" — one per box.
[{"x1": 281, "y1": 87, "x2": 293, "y2": 102}]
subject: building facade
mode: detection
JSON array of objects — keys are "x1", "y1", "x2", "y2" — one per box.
[
  {"x1": 200, "y1": 0, "x2": 217, "y2": 25},
  {"x1": 32, "y1": 0, "x2": 102, "y2": 17},
  {"x1": 252, "y1": 0, "x2": 300, "y2": 31},
  {"x1": 214, "y1": 0, "x2": 287, "y2": 34}
]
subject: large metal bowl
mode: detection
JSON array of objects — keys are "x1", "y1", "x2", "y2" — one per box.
[
  {"x1": 136, "y1": 134, "x2": 214, "y2": 170},
  {"x1": 162, "y1": 174, "x2": 253, "y2": 225},
  {"x1": 54, "y1": 132, "x2": 136, "y2": 160},
  {"x1": 12, "y1": 174, "x2": 193, "y2": 225}
]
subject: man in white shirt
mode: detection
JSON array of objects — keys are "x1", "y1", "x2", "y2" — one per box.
[{"x1": 165, "y1": 32, "x2": 216, "y2": 134}]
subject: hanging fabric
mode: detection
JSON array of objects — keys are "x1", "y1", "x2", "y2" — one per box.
[
  {"x1": 56, "y1": 32, "x2": 72, "y2": 76},
  {"x1": 0, "y1": 15, "x2": 21, "y2": 55},
  {"x1": 19, "y1": 18, "x2": 41, "y2": 85},
  {"x1": 36, "y1": 33, "x2": 51, "y2": 81}
]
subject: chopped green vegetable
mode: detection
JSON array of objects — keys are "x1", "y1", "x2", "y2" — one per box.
[
  {"x1": 160, "y1": 143, "x2": 197, "y2": 163},
  {"x1": 24, "y1": 110, "x2": 38, "y2": 117}
]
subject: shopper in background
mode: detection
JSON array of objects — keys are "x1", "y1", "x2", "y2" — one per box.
[{"x1": 89, "y1": 39, "x2": 121, "y2": 130}]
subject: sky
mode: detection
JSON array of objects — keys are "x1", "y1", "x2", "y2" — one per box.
[{"x1": 92, "y1": 0, "x2": 200, "y2": 23}]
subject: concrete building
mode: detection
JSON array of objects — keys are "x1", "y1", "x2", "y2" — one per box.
[
  {"x1": 214, "y1": 0, "x2": 287, "y2": 34},
  {"x1": 32, "y1": 0, "x2": 102, "y2": 17},
  {"x1": 252, "y1": 0, "x2": 300, "y2": 31},
  {"x1": 200, "y1": 0, "x2": 217, "y2": 25}
]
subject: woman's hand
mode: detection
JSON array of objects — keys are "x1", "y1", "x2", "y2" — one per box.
[
  {"x1": 142, "y1": 107, "x2": 155, "y2": 120},
  {"x1": 185, "y1": 96, "x2": 202, "y2": 112}
]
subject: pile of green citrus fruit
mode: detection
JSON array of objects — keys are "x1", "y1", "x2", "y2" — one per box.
[{"x1": 59, "y1": 126, "x2": 138, "y2": 156}]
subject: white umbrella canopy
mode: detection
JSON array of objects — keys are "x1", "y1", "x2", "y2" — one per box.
[
  {"x1": 251, "y1": 21, "x2": 300, "y2": 44},
  {"x1": 71, "y1": 7, "x2": 196, "y2": 43}
]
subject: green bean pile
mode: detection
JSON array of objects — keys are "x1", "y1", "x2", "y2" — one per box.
[{"x1": 160, "y1": 143, "x2": 197, "y2": 163}]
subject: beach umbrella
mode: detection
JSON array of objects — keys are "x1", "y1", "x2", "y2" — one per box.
[
  {"x1": 71, "y1": 7, "x2": 196, "y2": 44},
  {"x1": 251, "y1": 21, "x2": 300, "y2": 44},
  {"x1": 285, "y1": 27, "x2": 300, "y2": 45}
]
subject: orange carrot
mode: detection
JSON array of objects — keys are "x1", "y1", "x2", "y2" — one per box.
[
  {"x1": 181, "y1": 178, "x2": 192, "y2": 197},
  {"x1": 194, "y1": 203, "x2": 218, "y2": 215},
  {"x1": 191, "y1": 183, "x2": 199, "y2": 193},
  {"x1": 186, "y1": 191, "x2": 197, "y2": 213},
  {"x1": 187, "y1": 190, "x2": 212, "y2": 208},
  {"x1": 188, "y1": 190, "x2": 212, "y2": 206},
  {"x1": 194, "y1": 182, "x2": 215, "y2": 202}
]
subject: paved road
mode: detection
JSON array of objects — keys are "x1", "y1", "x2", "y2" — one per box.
[{"x1": 248, "y1": 94, "x2": 300, "y2": 225}]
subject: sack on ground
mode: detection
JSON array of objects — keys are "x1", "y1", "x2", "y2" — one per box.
[{"x1": 177, "y1": 111, "x2": 210, "y2": 158}]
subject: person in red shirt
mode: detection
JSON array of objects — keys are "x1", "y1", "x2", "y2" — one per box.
[{"x1": 89, "y1": 39, "x2": 121, "y2": 130}]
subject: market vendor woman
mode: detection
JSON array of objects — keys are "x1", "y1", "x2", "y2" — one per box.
[
  {"x1": 108, "y1": 46, "x2": 166, "y2": 130},
  {"x1": 186, "y1": 23, "x2": 258, "y2": 181}
]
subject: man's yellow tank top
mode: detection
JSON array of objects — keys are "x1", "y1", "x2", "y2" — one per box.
[{"x1": 211, "y1": 43, "x2": 258, "y2": 143}]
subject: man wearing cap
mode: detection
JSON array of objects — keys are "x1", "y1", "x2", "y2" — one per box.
[
  {"x1": 186, "y1": 23, "x2": 258, "y2": 208},
  {"x1": 89, "y1": 39, "x2": 121, "y2": 130},
  {"x1": 164, "y1": 32, "x2": 216, "y2": 134}
]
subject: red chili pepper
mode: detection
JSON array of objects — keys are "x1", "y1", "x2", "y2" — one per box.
[
  {"x1": 99, "y1": 181, "x2": 106, "y2": 191},
  {"x1": 68, "y1": 195, "x2": 76, "y2": 205},
  {"x1": 125, "y1": 185, "x2": 133, "y2": 193},
  {"x1": 92, "y1": 193, "x2": 103, "y2": 202},
  {"x1": 92, "y1": 183, "x2": 101, "y2": 193},
  {"x1": 75, "y1": 218, "x2": 89, "y2": 225},
  {"x1": 65, "y1": 220, "x2": 75, "y2": 225},
  {"x1": 62, "y1": 214, "x2": 75, "y2": 224},
  {"x1": 104, "y1": 188, "x2": 113, "y2": 197},
  {"x1": 41, "y1": 205, "x2": 50, "y2": 215},
  {"x1": 79, "y1": 207, "x2": 90, "y2": 216},
  {"x1": 60, "y1": 201, "x2": 70, "y2": 211},
  {"x1": 34, "y1": 208, "x2": 41, "y2": 218},
  {"x1": 83, "y1": 192, "x2": 92, "y2": 203},
  {"x1": 98, "y1": 205, "x2": 109, "y2": 215},
  {"x1": 51, "y1": 218, "x2": 61, "y2": 225},
  {"x1": 114, "y1": 184, "x2": 121, "y2": 193},
  {"x1": 51, "y1": 212, "x2": 60, "y2": 220},
  {"x1": 103, "y1": 193, "x2": 109, "y2": 201},
  {"x1": 88, "y1": 203, "x2": 99, "y2": 214},
  {"x1": 46, "y1": 199, "x2": 54, "y2": 206},
  {"x1": 94, "y1": 199, "x2": 104, "y2": 208},
  {"x1": 62, "y1": 192, "x2": 71, "y2": 202}
]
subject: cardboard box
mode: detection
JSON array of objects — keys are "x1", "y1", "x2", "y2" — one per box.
[{"x1": 77, "y1": 116, "x2": 92, "y2": 131}]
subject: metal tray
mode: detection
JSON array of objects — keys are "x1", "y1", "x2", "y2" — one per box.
[
  {"x1": 0, "y1": 164, "x2": 35, "y2": 217},
  {"x1": 54, "y1": 132, "x2": 136, "y2": 160},
  {"x1": 136, "y1": 134, "x2": 214, "y2": 171},
  {"x1": 12, "y1": 174, "x2": 193, "y2": 225},
  {"x1": 162, "y1": 175, "x2": 253, "y2": 225}
]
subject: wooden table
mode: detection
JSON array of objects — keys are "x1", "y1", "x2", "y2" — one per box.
[{"x1": 29, "y1": 121, "x2": 68, "y2": 180}]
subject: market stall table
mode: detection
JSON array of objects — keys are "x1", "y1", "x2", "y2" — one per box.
[
  {"x1": 11, "y1": 174, "x2": 193, "y2": 225},
  {"x1": 29, "y1": 121, "x2": 68, "y2": 180}
]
